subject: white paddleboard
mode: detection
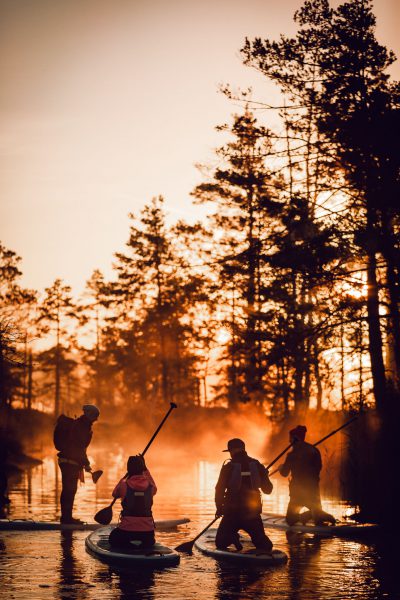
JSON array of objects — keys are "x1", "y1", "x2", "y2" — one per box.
[
  {"x1": 0, "y1": 517, "x2": 189, "y2": 531},
  {"x1": 262, "y1": 513, "x2": 378, "y2": 537},
  {"x1": 194, "y1": 528, "x2": 287, "y2": 566},
  {"x1": 86, "y1": 525, "x2": 180, "y2": 568}
]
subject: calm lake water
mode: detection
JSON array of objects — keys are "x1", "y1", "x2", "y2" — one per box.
[{"x1": 1, "y1": 446, "x2": 398, "y2": 600}]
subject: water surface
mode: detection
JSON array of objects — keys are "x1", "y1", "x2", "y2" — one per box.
[{"x1": 0, "y1": 448, "x2": 397, "y2": 600}]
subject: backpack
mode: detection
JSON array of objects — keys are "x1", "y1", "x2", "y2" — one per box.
[{"x1": 53, "y1": 414, "x2": 75, "y2": 453}]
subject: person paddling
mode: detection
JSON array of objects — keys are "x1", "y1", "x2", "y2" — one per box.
[
  {"x1": 109, "y1": 454, "x2": 157, "y2": 550},
  {"x1": 215, "y1": 438, "x2": 273, "y2": 553},
  {"x1": 54, "y1": 404, "x2": 100, "y2": 524},
  {"x1": 278, "y1": 425, "x2": 335, "y2": 526}
]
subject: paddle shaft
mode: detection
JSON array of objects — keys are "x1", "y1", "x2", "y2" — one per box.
[
  {"x1": 265, "y1": 444, "x2": 292, "y2": 471},
  {"x1": 269, "y1": 416, "x2": 358, "y2": 476},
  {"x1": 96, "y1": 402, "x2": 178, "y2": 517},
  {"x1": 142, "y1": 402, "x2": 177, "y2": 456},
  {"x1": 193, "y1": 516, "x2": 219, "y2": 543},
  {"x1": 175, "y1": 516, "x2": 220, "y2": 552}
]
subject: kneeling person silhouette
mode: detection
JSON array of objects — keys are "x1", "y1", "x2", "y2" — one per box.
[
  {"x1": 215, "y1": 438, "x2": 273, "y2": 554},
  {"x1": 109, "y1": 455, "x2": 156, "y2": 550},
  {"x1": 278, "y1": 425, "x2": 335, "y2": 526}
]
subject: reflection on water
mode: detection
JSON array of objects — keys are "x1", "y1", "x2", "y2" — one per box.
[{"x1": 0, "y1": 449, "x2": 397, "y2": 600}]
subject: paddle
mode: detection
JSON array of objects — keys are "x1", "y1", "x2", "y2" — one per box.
[
  {"x1": 175, "y1": 517, "x2": 220, "y2": 554},
  {"x1": 264, "y1": 443, "x2": 292, "y2": 472},
  {"x1": 175, "y1": 447, "x2": 292, "y2": 554},
  {"x1": 94, "y1": 402, "x2": 177, "y2": 525},
  {"x1": 91, "y1": 470, "x2": 103, "y2": 484},
  {"x1": 269, "y1": 415, "x2": 358, "y2": 476}
]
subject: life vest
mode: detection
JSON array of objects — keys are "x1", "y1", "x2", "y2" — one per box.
[
  {"x1": 121, "y1": 484, "x2": 153, "y2": 518},
  {"x1": 224, "y1": 459, "x2": 263, "y2": 515},
  {"x1": 227, "y1": 460, "x2": 262, "y2": 492}
]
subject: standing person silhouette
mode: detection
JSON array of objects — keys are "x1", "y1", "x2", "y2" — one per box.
[
  {"x1": 54, "y1": 404, "x2": 100, "y2": 524},
  {"x1": 215, "y1": 438, "x2": 273, "y2": 553},
  {"x1": 278, "y1": 425, "x2": 335, "y2": 526}
]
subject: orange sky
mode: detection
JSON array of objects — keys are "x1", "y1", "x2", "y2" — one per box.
[{"x1": 1, "y1": 0, "x2": 399, "y2": 295}]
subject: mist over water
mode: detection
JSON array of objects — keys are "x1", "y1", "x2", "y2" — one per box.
[{"x1": 1, "y1": 443, "x2": 398, "y2": 600}]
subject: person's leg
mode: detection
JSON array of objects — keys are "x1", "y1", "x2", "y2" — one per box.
[
  {"x1": 286, "y1": 500, "x2": 302, "y2": 526},
  {"x1": 131, "y1": 531, "x2": 156, "y2": 548},
  {"x1": 299, "y1": 509, "x2": 312, "y2": 524},
  {"x1": 312, "y1": 505, "x2": 336, "y2": 525},
  {"x1": 215, "y1": 516, "x2": 240, "y2": 550},
  {"x1": 242, "y1": 516, "x2": 273, "y2": 553},
  {"x1": 109, "y1": 528, "x2": 155, "y2": 549},
  {"x1": 109, "y1": 527, "x2": 133, "y2": 548},
  {"x1": 304, "y1": 494, "x2": 335, "y2": 525},
  {"x1": 59, "y1": 463, "x2": 79, "y2": 522}
]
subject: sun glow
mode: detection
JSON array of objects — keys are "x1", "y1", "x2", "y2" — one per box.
[{"x1": 215, "y1": 327, "x2": 231, "y2": 345}]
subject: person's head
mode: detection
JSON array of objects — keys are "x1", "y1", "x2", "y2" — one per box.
[
  {"x1": 127, "y1": 455, "x2": 146, "y2": 476},
  {"x1": 223, "y1": 438, "x2": 246, "y2": 457},
  {"x1": 82, "y1": 404, "x2": 100, "y2": 423},
  {"x1": 289, "y1": 425, "x2": 307, "y2": 444}
]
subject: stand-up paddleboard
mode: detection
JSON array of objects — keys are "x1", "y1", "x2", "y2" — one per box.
[
  {"x1": 85, "y1": 526, "x2": 180, "y2": 568},
  {"x1": 262, "y1": 513, "x2": 378, "y2": 537},
  {"x1": 0, "y1": 517, "x2": 189, "y2": 531},
  {"x1": 194, "y1": 529, "x2": 287, "y2": 566}
]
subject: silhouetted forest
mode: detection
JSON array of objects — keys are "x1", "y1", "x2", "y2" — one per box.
[{"x1": 1, "y1": 0, "x2": 399, "y2": 522}]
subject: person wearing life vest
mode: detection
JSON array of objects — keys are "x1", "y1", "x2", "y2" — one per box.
[
  {"x1": 109, "y1": 454, "x2": 157, "y2": 549},
  {"x1": 215, "y1": 438, "x2": 273, "y2": 553},
  {"x1": 278, "y1": 425, "x2": 336, "y2": 526},
  {"x1": 54, "y1": 404, "x2": 100, "y2": 525}
]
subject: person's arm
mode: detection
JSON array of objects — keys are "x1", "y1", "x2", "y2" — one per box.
[
  {"x1": 145, "y1": 469, "x2": 157, "y2": 496},
  {"x1": 215, "y1": 464, "x2": 229, "y2": 516},
  {"x1": 83, "y1": 429, "x2": 93, "y2": 471},
  {"x1": 313, "y1": 447, "x2": 322, "y2": 474},
  {"x1": 258, "y1": 462, "x2": 273, "y2": 494},
  {"x1": 75, "y1": 421, "x2": 93, "y2": 469},
  {"x1": 278, "y1": 452, "x2": 292, "y2": 478},
  {"x1": 112, "y1": 479, "x2": 126, "y2": 499}
]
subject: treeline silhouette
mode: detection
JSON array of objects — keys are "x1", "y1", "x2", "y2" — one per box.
[
  {"x1": 0, "y1": 0, "x2": 399, "y2": 522},
  {"x1": 1, "y1": 0, "x2": 399, "y2": 420}
]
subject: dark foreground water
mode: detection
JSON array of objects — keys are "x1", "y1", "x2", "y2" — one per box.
[{"x1": 1, "y1": 448, "x2": 398, "y2": 600}]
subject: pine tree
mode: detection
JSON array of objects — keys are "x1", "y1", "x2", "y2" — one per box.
[
  {"x1": 242, "y1": 0, "x2": 400, "y2": 411},
  {"x1": 0, "y1": 243, "x2": 36, "y2": 409},
  {"x1": 113, "y1": 197, "x2": 209, "y2": 409},
  {"x1": 193, "y1": 110, "x2": 282, "y2": 406},
  {"x1": 37, "y1": 279, "x2": 78, "y2": 416}
]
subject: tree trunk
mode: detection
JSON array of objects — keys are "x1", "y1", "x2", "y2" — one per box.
[
  {"x1": 245, "y1": 187, "x2": 258, "y2": 397},
  {"x1": 366, "y1": 248, "x2": 387, "y2": 412},
  {"x1": 27, "y1": 350, "x2": 33, "y2": 411},
  {"x1": 381, "y1": 215, "x2": 400, "y2": 388},
  {"x1": 313, "y1": 343, "x2": 323, "y2": 411}
]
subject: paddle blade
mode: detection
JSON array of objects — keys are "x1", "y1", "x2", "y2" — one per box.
[
  {"x1": 94, "y1": 505, "x2": 113, "y2": 525},
  {"x1": 175, "y1": 540, "x2": 195, "y2": 554},
  {"x1": 91, "y1": 470, "x2": 103, "y2": 484}
]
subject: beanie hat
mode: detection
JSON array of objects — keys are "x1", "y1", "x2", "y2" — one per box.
[
  {"x1": 82, "y1": 404, "x2": 100, "y2": 421},
  {"x1": 127, "y1": 455, "x2": 146, "y2": 476},
  {"x1": 289, "y1": 425, "x2": 307, "y2": 441}
]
